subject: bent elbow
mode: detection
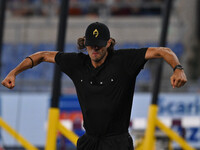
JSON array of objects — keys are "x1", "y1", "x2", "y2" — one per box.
[
  {"x1": 160, "y1": 47, "x2": 174, "y2": 57},
  {"x1": 164, "y1": 47, "x2": 172, "y2": 53}
]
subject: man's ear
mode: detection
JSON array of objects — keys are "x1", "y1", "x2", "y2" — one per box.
[{"x1": 106, "y1": 39, "x2": 112, "y2": 48}]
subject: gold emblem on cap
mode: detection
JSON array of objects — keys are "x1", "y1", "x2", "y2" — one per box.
[{"x1": 93, "y1": 29, "x2": 99, "y2": 38}]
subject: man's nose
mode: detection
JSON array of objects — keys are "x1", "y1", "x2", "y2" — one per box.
[{"x1": 94, "y1": 46, "x2": 99, "y2": 50}]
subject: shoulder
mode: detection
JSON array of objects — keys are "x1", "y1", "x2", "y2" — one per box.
[
  {"x1": 112, "y1": 49, "x2": 131, "y2": 55},
  {"x1": 55, "y1": 52, "x2": 88, "y2": 65},
  {"x1": 56, "y1": 52, "x2": 87, "y2": 59},
  {"x1": 113, "y1": 48, "x2": 148, "y2": 56},
  {"x1": 56, "y1": 52, "x2": 86, "y2": 57}
]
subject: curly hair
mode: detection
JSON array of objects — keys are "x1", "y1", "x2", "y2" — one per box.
[{"x1": 77, "y1": 37, "x2": 116, "y2": 53}]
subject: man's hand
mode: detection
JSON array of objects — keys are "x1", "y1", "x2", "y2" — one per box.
[
  {"x1": 1, "y1": 72, "x2": 16, "y2": 89},
  {"x1": 170, "y1": 69, "x2": 187, "y2": 88}
]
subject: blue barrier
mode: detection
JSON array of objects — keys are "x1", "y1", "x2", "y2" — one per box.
[{"x1": 59, "y1": 95, "x2": 81, "y2": 112}]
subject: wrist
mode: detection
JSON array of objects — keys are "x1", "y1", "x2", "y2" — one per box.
[
  {"x1": 11, "y1": 69, "x2": 18, "y2": 76},
  {"x1": 173, "y1": 64, "x2": 183, "y2": 72},
  {"x1": 8, "y1": 70, "x2": 16, "y2": 77}
]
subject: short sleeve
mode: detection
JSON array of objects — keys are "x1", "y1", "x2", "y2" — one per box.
[
  {"x1": 123, "y1": 48, "x2": 148, "y2": 76},
  {"x1": 55, "y1": 52, "x2": 84, "y2": 77}
]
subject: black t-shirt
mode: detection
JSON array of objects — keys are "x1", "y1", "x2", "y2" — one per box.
[{"x1": 55, "y1": 48, "x2": 148, "y2": 136}]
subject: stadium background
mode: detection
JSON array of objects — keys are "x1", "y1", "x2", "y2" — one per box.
[{"x1": 0, "y1": 0, "x2": 200, "y2": 150}]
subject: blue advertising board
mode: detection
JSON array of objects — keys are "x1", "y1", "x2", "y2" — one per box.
[{"x1": 131, "y1": 93, "x2": 200, "y2": 149}]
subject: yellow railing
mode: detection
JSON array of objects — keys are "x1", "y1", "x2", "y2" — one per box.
[
  {"x1": 135, "y1": 104, "x2": 196, "y2": 150},
  {"x1": 45, "y1": 108, "x2": 79, "y2": 150},
  {"x1": 0, "y1": 108, "x2": 79, "y2": 150}
]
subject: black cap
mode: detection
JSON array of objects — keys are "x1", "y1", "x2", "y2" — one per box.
[{"x1": 85, "y1": 22, "x2": 110, "y2": 47}]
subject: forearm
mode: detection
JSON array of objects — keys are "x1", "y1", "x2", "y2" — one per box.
[
  {"x1": 146, "y1": 47, "x2": 187, "y2": 88},
  {"x1": 146, "y1": 47, "x2": 181, "y2": 69},
  {"x1": 10, "y1": 52, "x2": 42, "y2": 76},
  {"x1": 160, "y1": 48, "x2": 180, "y2": 69},
  {"x1": 2, "y1": 51, "x2": 57, "y2": 89},
  {"x1": 11, "y1": 51, "x2": 57, "y2": 76}
]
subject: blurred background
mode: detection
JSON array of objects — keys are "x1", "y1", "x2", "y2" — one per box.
[{"x1": 0, "y1": 0, "x2": 200, "y2": 150}]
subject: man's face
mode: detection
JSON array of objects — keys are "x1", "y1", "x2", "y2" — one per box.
[{"x1": 86, "y1": 46, "x2": 108, "y2": 63}]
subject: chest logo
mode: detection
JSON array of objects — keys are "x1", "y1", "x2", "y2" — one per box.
[{"x1": 93, "y1": 29, "x2": 99, "y2": 38}]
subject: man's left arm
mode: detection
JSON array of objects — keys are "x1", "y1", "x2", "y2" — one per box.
[{"x1": 145, "y1": 47, "x2": 187, "y2": 88}]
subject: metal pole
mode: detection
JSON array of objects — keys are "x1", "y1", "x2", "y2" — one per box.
[
  {"x1": 151, "y1": 0, "x2": 173, "y2": 105},
  {"x1": 0, "y1": 0, "x2": 7, "y2": 77},
  {"x1": 0, "y1": 0, "x2": 6, "y2": 148},
  {"x1": 45, "y1": 1, "x2": 69, "y2": 149},
  {"x1": 197, "y1": 0, "x2": 200, "y2": 40},
  {"x1": 143, "y1": 1, "x2": 173, "y2": 149},
  {"x1": 51, "y1": 0, "x2": 69, "y2": 108}
]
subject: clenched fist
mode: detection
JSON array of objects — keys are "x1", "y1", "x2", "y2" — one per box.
[
  {"x1": 1, "y1": 72, "x2": 16, "y2": 89},
  {"x1": 170, "y1": 69, "x2": 187, "y2": 88}
]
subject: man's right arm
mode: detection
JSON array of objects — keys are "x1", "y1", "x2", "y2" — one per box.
[{"x1": 1, "y1": 51, "x2": 58, "y2": 89}]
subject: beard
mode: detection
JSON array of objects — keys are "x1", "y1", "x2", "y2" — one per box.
[{"x1": 92, "y1": 51, "x2": 107, "y2": 62}]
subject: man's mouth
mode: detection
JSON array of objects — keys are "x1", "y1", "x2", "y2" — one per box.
[{"x1": 92, "y1": 50, "x2": 100, "y2": 55}]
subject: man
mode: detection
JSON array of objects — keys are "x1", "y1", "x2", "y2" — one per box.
[{"x1": 1, "y1": 22, "x2": 187, "y2": 150}]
